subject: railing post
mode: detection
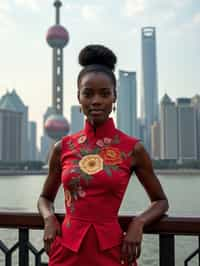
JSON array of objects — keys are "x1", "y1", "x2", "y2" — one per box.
[
  {"x1": 159, "y1": 234, "x2": 175, "y2": 266},
  {"x1": 199, "y1": 236, "x2": 200, "y2": 266},
  {"x1": 5, "y1": 252, "x2": 12, "y2": 266},
  {"x1": 19, "y1": 227, "x2": 29, "y2": 266}
]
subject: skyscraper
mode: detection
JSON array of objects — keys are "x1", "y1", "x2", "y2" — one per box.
[
  {"x1": 28, "y1": 121, "x2": 37, "y2": 161},
  {"x1": 117, "y1": 70, "x2": 137, "y2": 137},
  {"x1": 141, "y1": 27, "x2": 158, "y2": 151},
  {"x1": 0, "y1": 90, "x2": 29, "y2": 161},
  {"x1": 191, "y1": 95, "x2": 200, "y2": 159},
  {"x1": 177, "y1": 98, "x2": 197, "y2": 160},
  {"x1": 160, "y1": 94, "x2": 178, "y2": 160},
  {"x1": 0, "y1": 109, "x2": 22, "y2": 161},
  {"x1": 40, "y1": 107, "x2": 55, "y2": 162},
  {"x1": 151, "y1": 121, "x2": 160, "y2": 159},
  {"x1": 70, "y1": 105, "x2": 84, "y2": 134}
]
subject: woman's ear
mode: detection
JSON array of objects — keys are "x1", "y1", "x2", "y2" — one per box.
[{"x1": 77, "y1": 92, "x2": 80, "y2": 103}]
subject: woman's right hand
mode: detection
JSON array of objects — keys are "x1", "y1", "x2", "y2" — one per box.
[{"x1": 43, "y1": 214, "x2": 61, "y2": 255}]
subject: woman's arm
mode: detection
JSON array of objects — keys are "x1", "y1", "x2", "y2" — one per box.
[
  {"x1": 37, "y1": 141, "x2": 62, "y2": 254},
  {"x1": 121, "y1": 142, "x2": 169, "y2": 264},
  {"x1": 132, "y1": 142, "x2": 169, "y2": 225}
]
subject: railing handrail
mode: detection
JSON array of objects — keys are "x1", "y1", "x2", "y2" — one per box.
[{"x1": 0, "y1": 210, "x2": 200, "y2": 235}]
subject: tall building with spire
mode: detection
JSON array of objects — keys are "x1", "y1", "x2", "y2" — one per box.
[
  {"x1": 46, "y1": 0, "x2": 69, "y2": 115},
  {"x1": 141, "y1": 27, "x2": 158, "y2": 151},
  {"x1": 41, "y1": 1, "x2": 70, "y2": 161}
]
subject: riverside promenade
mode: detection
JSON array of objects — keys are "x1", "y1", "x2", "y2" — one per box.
[
  {"x1": 0, "y1": 168, "x2": 200, "y2": 176},
  {"x1": 0, "y1": 210, "x2": 200, "y2": 266}
]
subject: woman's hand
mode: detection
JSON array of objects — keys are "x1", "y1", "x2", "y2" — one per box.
[
  {"x1": 43, "y1": 214, "x2": 61, "y2": 255},
  {"x1": 121, "y1": 217, "x2": 144, "y2": 264}
]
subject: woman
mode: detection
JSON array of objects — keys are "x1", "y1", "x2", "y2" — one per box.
[{"x1": 38, "y1": 44, "x2": 168, "y2": 266}]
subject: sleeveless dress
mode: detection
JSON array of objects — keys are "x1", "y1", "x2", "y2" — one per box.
[{"x1": 49, "y1": 118, "x2": 139, "y2": 266}]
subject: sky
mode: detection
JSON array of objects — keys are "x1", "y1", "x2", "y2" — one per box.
[{"x1": 0, "y1": 0, "x2": 200, "y2": 147}]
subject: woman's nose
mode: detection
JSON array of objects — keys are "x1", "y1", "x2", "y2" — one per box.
[{"x1": 91, "y1": 94, "x2": 102, "y2": 104}]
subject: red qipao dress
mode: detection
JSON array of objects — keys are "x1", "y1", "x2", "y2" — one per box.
[{"x1": 49, "y1": 118, "x2": 139, "y2": 266}]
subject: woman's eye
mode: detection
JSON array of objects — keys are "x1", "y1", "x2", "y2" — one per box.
[
  {"x1": 83, "y1": 92, "x2": 92, "y2": 97},
  {"x1": 101, "y1": 91, "x2": 111, "y2": 97}
]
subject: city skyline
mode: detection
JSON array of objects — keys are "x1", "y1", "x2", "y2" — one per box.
[{"x1": 0, "y1": 0, "x2": 200, "y2": 145}]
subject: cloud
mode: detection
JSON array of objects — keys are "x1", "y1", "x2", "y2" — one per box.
[
  {"x1": 81, "y1": 5, "x2": 100, "y2": 21},
  {"x1": 0, "y1": 1, "x2": 15, "y2": 34},
  {"x1": 172, "y1": 0, "x2": 190, "y2": 8},
  {"x1": 0, "y1": 13, "x2": 16, "y2": 34},
  {"x1": 65, "y1": 3, "x2": 81, "y2": 11},
  {"x1": 192, "y1": 13, "x2": 200, "y2": 25},
  {"x1": 123, "y1": 0, "x2": 145, "y2": 17},
  {"x1": 0, "y1": 1, "x2": 11, "y2": 13},
  {"x1": 14, "y1": 0, "x2": 46, "y2": 12}
]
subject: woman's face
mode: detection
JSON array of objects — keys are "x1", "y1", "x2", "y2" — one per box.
[{"x1": 78, "y1": 72, "x2": 116, "y2": 126}]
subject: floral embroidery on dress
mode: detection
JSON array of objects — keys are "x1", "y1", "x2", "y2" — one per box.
[
  {"x1": 96, "y1": 139, "x2": 104, "y2": 147},
  {"x1": 64, "y1": 189, "x2": 72, "y2": 207},
  {"x1": 64, "y1": 134, "x2": 132, "y2": 227},
  {"x1": 103, "y1": 137, "x2": 112, "y2": 145},
  {"x1": 78, "y1": 135, "x2": 87, "y2": 144},
  {"x1": 79, "y1": 154, "x2": 103, "y2": 175},
  {"x1": 99, "y1": 147, "x2": 122, "y2": 165}
]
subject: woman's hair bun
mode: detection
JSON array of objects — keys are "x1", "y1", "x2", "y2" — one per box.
[{"x1": 78, "y1": 44, "x2": 117, "y2": 71}]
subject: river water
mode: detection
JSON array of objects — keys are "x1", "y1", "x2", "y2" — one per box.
[{"x1": 0, "y1": 174, "x2": 199, "y2": 265}]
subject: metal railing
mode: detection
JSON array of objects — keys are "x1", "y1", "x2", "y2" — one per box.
[{"x1": 0, "y1": 210, "x2": 200, "y2": 266}]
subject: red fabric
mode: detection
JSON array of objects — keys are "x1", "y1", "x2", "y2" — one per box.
[
  {"x1": 49, "y1": 227, "x2": 138, "y2": 266},
  {"x1": 49, "y1": 118, "x2": 139, "y2": 265}
]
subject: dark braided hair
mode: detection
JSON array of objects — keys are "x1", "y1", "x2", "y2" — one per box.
[{"x1": 77, "y1": 45, "x2": 117, "y2": 99}]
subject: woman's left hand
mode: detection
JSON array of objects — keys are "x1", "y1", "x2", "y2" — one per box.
[{"x1": 121, "y1": 217, "x2": 144, "y2": 264}]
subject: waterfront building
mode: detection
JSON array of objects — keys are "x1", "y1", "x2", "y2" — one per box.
[
  {"x1": 141, "y1": 27, "x2": 159, "y2": 151},
  {"x1": 28, "y1": 121, "x2": 37, "y2": 161},
  {"x1": 40, "y1": 107, "x2": 55, "y2": 162},
  {"x1": 151, "y1": 121, "x2": 160, "y2": 159},
  {"x1": 117, "y1": 70, "x2": 137, "y2": 137},
  {"x1": 191, "y1": 94, "x2": 200, "y2": 159},
  {"x1": 177, "y1": 98, "x2": 197, "y2": 160},
  {"x1": 70, "y1": 105, "x2": 84, "y2": 134},
  {"x1": 160, "y1": 94, "x2": 178, "y2": 160},
  {"x1": 0, "y1": 90, "x2": 29, "y2": 161},
  {"x1": 0, "y1": 109, "x2": 22, "y2": 161}
]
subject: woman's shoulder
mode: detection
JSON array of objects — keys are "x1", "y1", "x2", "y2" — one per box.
[{"x1": 115, "y1": 128, "x2": 140, "y2": 145}]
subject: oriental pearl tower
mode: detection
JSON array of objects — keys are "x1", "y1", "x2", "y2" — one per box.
[{"x1": 44, "y1": 0, "x2": 70, "y2": 141}]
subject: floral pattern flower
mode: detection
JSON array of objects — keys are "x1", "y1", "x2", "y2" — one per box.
[
  {"x1": 99, "y1": 147, "x2": 122, "y2": 165},
  {"x1": 64, "y1": 189, "x2": 72, "y2": 207},
  {"x1": 79, "y1": 154, "x2": 103, "y2": 175},
  {"x1": 96, "y1": 139, "x2": 104, "y2": 147},
  {"x1": 78, "y1": 135, "x2": 87, "y2": 144},
  {"x1": 77, "y1": 186, "x2": 86, "y2": 198},
  {"x1": 103, "y1": 137, "x2": 112, "y2": 145}
]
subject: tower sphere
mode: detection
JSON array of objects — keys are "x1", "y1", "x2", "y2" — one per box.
[
  {"x1": 47, "y1": 25, "x2": 69, "y2": 48},
  {"x1": 44, "y1": 113, "x2": 70, "y2": 140}
]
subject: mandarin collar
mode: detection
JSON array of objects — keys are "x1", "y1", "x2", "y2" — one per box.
[{"x1": 84, "y1": 117, "x2": 116, "y2": 139}]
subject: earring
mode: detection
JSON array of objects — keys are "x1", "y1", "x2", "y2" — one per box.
[
  {"x1": 113, "y1": 104, "x2": 116, "y2": 112},
  {"x1": 79, "y1": 106, "x2": 82, "y2": 113}
]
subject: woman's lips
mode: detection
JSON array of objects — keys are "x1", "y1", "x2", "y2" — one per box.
[{"x1": 90, "y1": 110, "x2": 104, "y2": 115}]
